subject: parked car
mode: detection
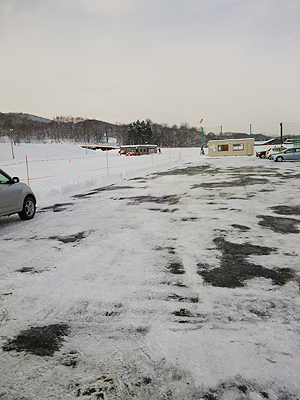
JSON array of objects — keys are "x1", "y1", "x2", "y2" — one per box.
[
  {"x1": 269, "y1": 148, "x2": 300, "y2": 162},
  {"x1": 0, "y1": 168, "x2": 36, "y2": 219},
  {"x1": 256, "y1": 149, "x2": 270, "y2": 158},
  {"x1": 265, "y1": 147, "x2": 287, "y2": 158}
]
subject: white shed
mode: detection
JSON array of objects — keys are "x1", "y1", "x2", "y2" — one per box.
[{"x1": 208, "y1": 138, "x2": 254, "y2": 157}]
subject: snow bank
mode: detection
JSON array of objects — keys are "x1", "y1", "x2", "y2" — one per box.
[{"x1": 1, "y1": 143, "x2": 203, "y2": 207}]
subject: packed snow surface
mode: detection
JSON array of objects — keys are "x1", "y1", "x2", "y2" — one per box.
[{"x1": 1, "y1": 142, "x2": 300, "y2": 399}]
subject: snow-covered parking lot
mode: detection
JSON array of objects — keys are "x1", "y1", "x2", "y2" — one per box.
[{"x1": 1, "y1": 143, "x2": 300, "y2": 399}]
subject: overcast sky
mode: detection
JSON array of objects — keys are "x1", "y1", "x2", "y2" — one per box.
[{"x1": 1, "y1": 0, "x2": 300, "y2": 130}]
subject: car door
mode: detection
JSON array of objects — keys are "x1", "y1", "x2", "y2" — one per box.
[
  {"x1": 0, "y1": 172, "x2": 21, "y2": 214},
  {"x1": 294, "y1": 148, "x2": 300, "y2": 160},
  {"x1": 283, "y1": 149, "x2": 296, "y2": 160}
]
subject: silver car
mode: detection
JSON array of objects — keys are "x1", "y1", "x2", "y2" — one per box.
[
  {"x1": 269, "y1": 148, "x2": 300, "y2": 162},
  {"x1": 0, "y1": 168, "x2": 36, "y2": 219}
]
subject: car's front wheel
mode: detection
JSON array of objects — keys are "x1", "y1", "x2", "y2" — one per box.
[
  {"x1": 275, "y1": 156, "x2": 284, "y2": 162},
  {"x1": 18, "y1": 195, "x2": 36, "y2": 220}
]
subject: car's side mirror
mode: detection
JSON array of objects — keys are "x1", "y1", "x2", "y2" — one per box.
[{"x1": 12, "y1": 177, "x2": 20, "y2": 183}]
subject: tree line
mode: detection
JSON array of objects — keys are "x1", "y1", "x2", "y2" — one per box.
[{"x1": 0, "y1": 113, "x2": 268, "y2": 147}]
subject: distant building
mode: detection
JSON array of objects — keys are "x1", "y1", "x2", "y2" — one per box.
[
  {"x1": 208, "y1": 138, "x2": 254, "y2": 157},
  {"x1": 119, "y1": 145, "x2": 157, "y2": 155},
  {"x1": 263, "y1": 137, "x2": 282, "y2": 145}
]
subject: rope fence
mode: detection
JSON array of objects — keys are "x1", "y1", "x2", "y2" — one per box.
[{"x1": 3, "y1": 147, "x2": 184, "y2": 186}]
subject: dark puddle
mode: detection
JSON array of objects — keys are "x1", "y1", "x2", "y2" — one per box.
[
  {"x1": 49, "y1": 231, "x2": 86, "y2": 243},
  {"x1": 172, "y1": 309, "x2": 209, "y2": 325},
  {"x1": 197, "y1": 237, "x2": 295, "y2": 288},
  {"x1": 231, "y1": 224, "x2": 251, "y2": 232},
  {"x1": 260, "y1": 188, "x2": 275, "y2": 193},
  {"x1": 192, "y1": 176, "x2": 269, "y2": 189},
  {"x1": 227, "y1": 166, "x2": 270, "y2": 173},
  {"x1": 104, "y1": 310, "x2": 121, "y2": 317},
  {"x1": 172, "y1": 308, "x2": 193, "y2": 317},
  {"x1": 151, "y1": 164, "x2": 215, "y2": 177},
  {"x1": 119, "y1": 195, "x2": 181, "y2": 205},
  {"x1": 129, "y1": 177, "x2": 146, "y2": 181},
  {"x1": 258, "y1": 215, "x2": 300, "y2": 233},
  {"x1": 167, "y1": 261, "x2": 185, "y2": 274},
  {"x1": 73, "y1": 185, "x2": 134, "y2": 199},
  {"x1": 39, "y1": 203, "x2": 74, "y2": 213},
  {"x1": 271, "y1": 205, "x2": 300, "y2": 216},
  {"x1": 166, "y1": 294, "x2": 199, "y2": 303},
  {"x1": 3, "y1": 323, "x2": 70, "y2": 356},
  {"x1": 181, "y1": 217, "x2": 198, "y2": 222},
  {"x1": 16, "y1": 267, "x2": 41, "y2": 274},
  {"x1": 148, "y1": 208, "x2": 178, "y2": 213},
  {"x1": 167, "y1": 247, "x2": 176, "y2": 254}
]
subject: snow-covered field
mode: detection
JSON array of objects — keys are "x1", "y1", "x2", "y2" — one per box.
[
  {"x1": 0, "y1": 142, "x2": 192, "y2": 208},
  {"x1": 1, "y1": 143, "x2": 300, "y2": 399}
]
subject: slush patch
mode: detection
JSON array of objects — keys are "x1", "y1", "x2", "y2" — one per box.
[
  {"x1": 3, "y1": 323, "x2": 70, "y2": 356},
  {"x1": 197, "y1": 237, "x2": 295, "y2": 288},
  {"x1": 155, "y1": 245, "x2": 176, "y2": 254},
  {"x1": 192, "y1": 176, "x2": 269, "y2": 189},
  {"x1": 120, "y1": 195, "x2": 181, "y2": 205},
  {"x1": 73, "y1": 185, "x2": 134, "y2": 198},
  {"x1": 39, "y1": 203, "x2": 74, "y2": 213},
  {"x1": 151, "y1": 164, "x2": 213, "y2": 177},
  {"x1": 258, "y1": 215, "x2": 300, "y2": 233},
  {"x1": 231, "y1": 224, "x2": 251, "y2": 231},
  {"x1": 49, "y1": 231, "x2": 86, "y2": 243},
  {"x1": 271, "y1": 205, "x2": 300, "y2": 215},
  {"x1": 60, "y1": 350, "x2": 81, "y2": 367},
  {"x1": 166, "y1": 294, "x2": 199, "y2": 303},
  {"x1": 148, "y1": 208, "x2": 178, "y2": 213},
  {"x1": 167, "y1": 261, "x2": 185, "y2": 274},
  {"x1": 16, "y1": 266, "x2": 34, "y2": 273},
  {"x1": 200, "y1": 378, "x2": 299, "y2": 400},
  {"x1": 172, "y1": 308, "x2": 193, "y2": 317}
]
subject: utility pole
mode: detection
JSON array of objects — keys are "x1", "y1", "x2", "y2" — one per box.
[
  {"x1": 199, "y1": 119, "x2": 204, "y2": 155},
  {"x1": 250, "y1": 124, "x2": 252, "y2": 138},
  {"x1": 280, "y1": 122, "x2": 283, "y2": 145}
]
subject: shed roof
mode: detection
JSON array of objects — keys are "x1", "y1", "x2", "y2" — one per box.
[{"x1": 208, "y1": 138, "x2": 254, "y2": 143}]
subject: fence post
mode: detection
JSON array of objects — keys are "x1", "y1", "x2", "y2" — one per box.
[{"x1": 11, "y1": 141, "x2": 15, "y2": 159}]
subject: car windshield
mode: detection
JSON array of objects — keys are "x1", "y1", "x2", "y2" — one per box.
[{"x1": 0, "y1": 172, "x2": 10, "y2": 184}]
